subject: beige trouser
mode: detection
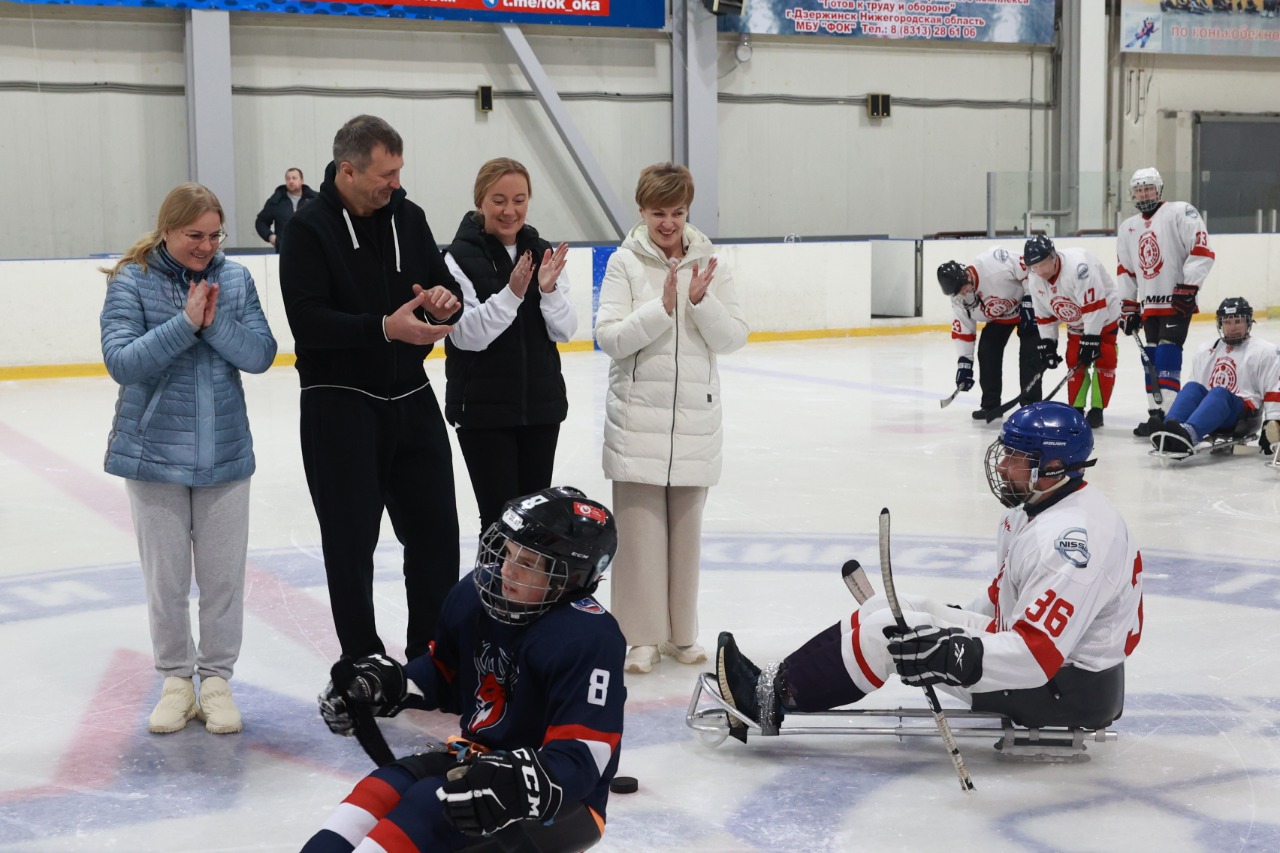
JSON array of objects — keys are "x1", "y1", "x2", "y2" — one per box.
[{"x1": 609, "y1": 481, "x2": 708, "y2": 647}]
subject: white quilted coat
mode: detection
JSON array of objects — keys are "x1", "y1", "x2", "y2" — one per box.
[{"x1": 596, "y1": 222, "x2": 748, "y2": 487}]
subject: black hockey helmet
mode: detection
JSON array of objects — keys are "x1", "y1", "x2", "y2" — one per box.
[
  {"x1": 936, "y1": 261, "x2": 971, "y2": 296},
  {"x1": 1023, "y1": 234, "x2": 1056, "y2": 268},
  {"x1": 1216, "y1": 296, "x2": 1254, "y2": 345},
  {"x1": 473, "y1": 486, "x2": 618, "y2": 625}
]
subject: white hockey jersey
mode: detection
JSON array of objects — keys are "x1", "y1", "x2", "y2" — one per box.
[
  {"x1": 1187, "y1": 334, "x2": 1280, "y2": 420},
  {"x1": 965, "y1": 483, "x2": 1144, "y2": 692},
  {"x1": 1117, "y1": 201, "x2": 1214, "y2": 318},
  {"x1": 1027, "y1": 246, "x2": 1120, "y2": 340},
  {"x1": 950, "y1": 246, "x2": 1029, "y2": 360}
]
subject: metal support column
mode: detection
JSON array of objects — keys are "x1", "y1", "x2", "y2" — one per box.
[
  {"x1": 671, "y1": 0, "x2": 720, "y2": 237},
  {"x1": 185, "y1": 10, "x2": 237, "y2": 240}
]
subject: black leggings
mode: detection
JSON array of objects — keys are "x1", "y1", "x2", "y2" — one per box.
[
  {"x1": 977, "y1": 322, "x2": 1043, "y2": 409},
  {"x1": 456, "y1": 424, "x2": 561, "y2": 533}
]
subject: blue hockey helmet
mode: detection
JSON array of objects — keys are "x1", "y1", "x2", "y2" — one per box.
[
  {"x1": 984, "y1": 402, "x2": 1096, "y2": 508},
  {"x1": 1023, "y1": 234, "x2": 1056, "y2": 268},
  {"x1": 473, "y1": 486, "x2": 618, "y2": 625}
]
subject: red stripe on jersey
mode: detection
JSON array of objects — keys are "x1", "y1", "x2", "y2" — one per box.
[
  {"x1": 1190, "y1": 246, "x2": 1215, "y2": 259},
  {"x1": 985, "y1": 574, "x2": 1000, "y2": 607},
  {"x1": 1125, "y1": 597, "x2": 1144, "y2": 656},
  {"x1": 1264, "y1": 391, "x2": 1280, "y2": 403},
  {"x1": 849, "y1": 612, "x2": 885, "y2": 689},
  {"x1": 543, "y1": 724, "x2": 622, "y2": 751},
  {"x1": 1243, "y1": 400, "x2": 1258, "y2": 414},
  {"x1": 1081, "y1": 298, "x2": 1106, "y2": 314},
  {"x1": 952, "y1": 331, "x2": 977, "y2": 342},
  {"x1": 367, "y1": 817, "x2": 418, "y2": 853},
  {"x1": 1037, "y1": 316, "x2": 1055, "y2": 325},
  {"x1": 429, "y1": 641, "x2": 455, "y2": 684},
  {"x1": 1117, "y1": 263, "x2": 1132, "y2": 277},
  {"x1": 1011, "y1": 620, "x2": 1064, "y2": 679},
  {"x1": 343, "y1": 776, "x2": 401, "y2": 819}
]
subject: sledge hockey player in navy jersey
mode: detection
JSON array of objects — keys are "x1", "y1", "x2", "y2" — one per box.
[
  {"x1": 1117, "y1": 167, "x2": 1215, "y2": 437},
  {"x1": 1024, "y1": 235, "x2": 1121, "y2": 428},
  {"x1": 938, "y1": 248, "x2": 1042, "y2": 421},
  {"x1": 1150, "y1": 297, "x2": 1280, "y2": 459},
  {"x1": 717, "y1": 403, "x2": 1144, "y2": 742},
  {"x1": 303, "y1": 486, "x2": 625, "y2": 853}
]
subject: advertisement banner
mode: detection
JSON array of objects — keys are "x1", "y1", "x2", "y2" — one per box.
[
  {"x1": 7, "y1": 0, "x2": 665, "y2": 27},
  {"x1": 1121, "y1": 0, "x2": 1280, "y2": 57},
  {"x1": 716, "y1": 1, "x2": 1055, "y2": 45}
]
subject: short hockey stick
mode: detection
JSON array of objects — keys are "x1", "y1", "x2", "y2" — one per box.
[
  {"x1": 879, "y1": 508, "x2": 975, "y2": 793},
  {"x1": 939, "y1": 386, "x2": 963, "y2": 409},
  {"x1": 841, "y1": 559, "x2": 875, "y2": 604},
  {"x1": 1133, "y1": 330, "x2": 1164, "y2": 407},
  {"x1": 984, "y1": 369, "x2": 1047, "y2": 423},
  {"x1": 331, "y1": 658, "x2": 395, "y2": 767}
]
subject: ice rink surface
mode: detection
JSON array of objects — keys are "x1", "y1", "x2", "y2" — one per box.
[{"x1": 2, "y1": 320, "x2": 1279, "y2": 852}]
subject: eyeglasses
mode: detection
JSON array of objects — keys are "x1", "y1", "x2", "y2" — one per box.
[{"x1": 180, "y1": 230, "x2": 226, "y2": 247}]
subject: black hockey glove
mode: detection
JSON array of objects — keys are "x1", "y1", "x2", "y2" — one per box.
[
  {"x1": 1019, "y1": 295, "x2": 1037, "y2": 334},
  {"x1": 318, "y1": 654, "x2": 410, "y2": 735},
  {"x1": 1077, "y1": 333, "x2": 1102, "y2": 366},
  {"x1": 1036, "y1": 338, "x2": 1061, "y2": 370},
  {"x1": 1119, "y1": 300, "x2": 1142, "y2": 336},
  {"x1": 1171, "y1": 283, "x2": 1198, "y2": 318},
  {"x1": 436, "y1": 748, "x2": 564, "y2": 836},
  {"x1": 885, "y1": 625, "x2": 984, "y2": 688},
  {"x1": 955, "y1": 357, "x2": 975, "y2": 392}
]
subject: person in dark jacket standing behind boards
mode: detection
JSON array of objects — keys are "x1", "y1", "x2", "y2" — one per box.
[
  {"x1": 255, "y1": 167, "x2": 317, "y2": 252},
  {"x1": 279, "y1": 115, "x2": 463, "y2": 663},
  {"x1": 443, "y1": 157, "x2": 575, "y2": 534}
]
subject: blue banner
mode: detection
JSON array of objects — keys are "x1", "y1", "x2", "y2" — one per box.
[
  {"x1": 9, "y1": 0, "x2": 665, "y2": 27},
  {"x1": 717, "y1": 1, "x2": 1055, "y2": 44},
  {"x1": 1121, "y1": 0, "x2": 1280, "y2": 58}
]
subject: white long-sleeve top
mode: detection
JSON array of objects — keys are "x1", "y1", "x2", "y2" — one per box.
[{"x1": 444, "y1": 245, "x2": 577, "y2": 352}]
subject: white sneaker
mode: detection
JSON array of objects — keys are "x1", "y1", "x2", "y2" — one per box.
[
  {"x1": 624, "y1": 645, "x2": 660, "y2": 674},
  {"x1": 198, "y1": 676, "x2": 243, "y2": 734},
  {"x1": 659, "y1": 641, "x2": 708, "y2": 665},
  {"x1": 148, "y1": 676, "x2": 198, "y2": 733}
]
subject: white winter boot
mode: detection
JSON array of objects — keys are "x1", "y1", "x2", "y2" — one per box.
[
  {"x1": 148, "y1": 676, "x2": 198, "y2": 733},
  {"x1": 198, "y1": 676, "x2": 243, "y2": 734},
  {"x1": 624, "y1": 645, "x2": 660, "y2": 674},
  {"x1": 659, "y1": 641, "x2": 708, "y2": 665}
]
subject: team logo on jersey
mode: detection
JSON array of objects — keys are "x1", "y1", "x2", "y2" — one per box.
[
  {"x1": 984, "y1": 296, "x2": 1015, "y2": 319},
  {"x1": 1054, "y1": 528, "x2": 1090, "y2": 568},
  {"x1": 1138, "y1": 231, "x2": 1164, "y2": 280},
  {"x1": 994, "y1": 248, "x2": 1010, "y2": 263},
  {"x1": 1209, "y1": 357, "x2": 1239, "y2": 392},
  {"x1": 1050, "y1": 296, "x2": 1081, "y2": 324},
  {"x1": 571, "y1": 597, "x2": 606, "y2": 615},
  {"x1": 469, "y1": 641, "x2": 516, "y2": 734},
  {"x1": 1186, "y1": 206, "x2": 1201, "y2": 220},
  {"x1": 1075, "y1": 263, "x2": 1089, "y2": 281}
]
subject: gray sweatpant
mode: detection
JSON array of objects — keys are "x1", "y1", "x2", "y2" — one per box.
[
  {"x1": 125, "y1": 478, "x2": 250, "y2": 680},
  {"x1": 609, "y1": 481, "x2": 708, "y2": 648}
]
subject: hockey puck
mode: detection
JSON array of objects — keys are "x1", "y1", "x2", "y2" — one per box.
[{"x1": 609, "y1": 775, "x2": 639, "y2": 794}]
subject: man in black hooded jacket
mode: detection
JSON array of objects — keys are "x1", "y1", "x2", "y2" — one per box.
[
  {"x1": 255, "y1": 167, "x2": 316, "y2": 252},
  {"x1": 280, "y1": 115, "x2": 463, "y2": 662}
]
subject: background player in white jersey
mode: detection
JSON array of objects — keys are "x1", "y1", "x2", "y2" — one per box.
[
  {"x1": 938, "y1": 248, "x2": 1042, "y2": 420},
  {"x1": 716, "y1": 402, "x2": 1143, "y2": 741},
  {"x1": 1117, "y1": 167, "x2": 1215, "y2": 437},
  {"x1": 1023, "y1": 235, "x2": 1121, "y2": 428},
  {"x1": 1150, "y1": 297, "x2": 1280, "y2": 458}
]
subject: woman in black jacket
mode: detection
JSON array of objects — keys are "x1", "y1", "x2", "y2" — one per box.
[{"x1": 444, "y1": 158, "x2": 575, "y2": 533}]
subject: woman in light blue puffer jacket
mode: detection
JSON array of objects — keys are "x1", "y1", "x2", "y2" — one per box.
[{"x1": 101, "y1": 183, "x2": 276, "y2": 736}]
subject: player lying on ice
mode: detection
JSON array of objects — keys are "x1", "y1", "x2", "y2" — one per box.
[
  {"x1": 1149, "y1": 296, "x2": 1280, "y2": 460},
  {"x1": 302, "y1": 487, "x2": 624, "y2": 853},
  {"x1": 717, "y1": 402, "x2": 1144, "y2": 743}
]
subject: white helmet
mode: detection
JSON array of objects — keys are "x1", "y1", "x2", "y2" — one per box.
[{"x1": 1130, "y1": 167, "x2": 1163, "y2": 214}]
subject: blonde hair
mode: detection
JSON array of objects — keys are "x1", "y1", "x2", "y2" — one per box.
[
  {"x1": 471, "y1": 158, "x2": 532, "y2": 228},
  {"x1": 104, "y1": 183, "x2": 224, "y2": 280},
  {"x1": 635, "y1": 162, "x2": 694, "y2": 210}
]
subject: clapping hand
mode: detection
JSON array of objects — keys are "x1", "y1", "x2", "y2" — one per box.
[
  {"x1": 385, "y1": 288, "x2": 453, "y2": 344},
  {"x1": 185, "y1": 279, "x2": 219, "y2": 328},
  {"x1": 538, "y1": 242, "x2": 569, "y2": 293},
  {"x1": 416, "y1": 284, "x2": 460, "y2": 322},
  {"x1": 688, "y1": 257, "x2": 718, "y2": 306},
  {"x1": 662, "y1": 259, "x2": 678, "y2": 315},
  {"x1": 508, "y1": 251, "x2": 534, "y2": 299}
]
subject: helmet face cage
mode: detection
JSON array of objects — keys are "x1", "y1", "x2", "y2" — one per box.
[
  {"x1": 986, "y1": 402, "x2": 1093, "y2": 508},
  {"x1": 474, "y1": 526, "x2": 567, "y2": 626},
  {"x1": 1216, "y1": 297, "x2": 1253, "y2": 345},
  {"x1": 984, "y1": 439, "x2": 1040, "y2": 508},
  {"x1": 1130, "y1": 168, "x2": 1164, "y2": 215}
]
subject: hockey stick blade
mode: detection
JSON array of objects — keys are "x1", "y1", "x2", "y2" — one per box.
[
  {"x1": 878, "y1": 508, "x2": 975, "y2": 793},
  {"x1": 841, "y1": 559, "x2": 874, "y2": 604},
  {"x1": 939, "y1": 387, "x2": 962, "y2": 409},
  {"x1": 984, "y1": 369, "x2": 1046, "y2": 423}
]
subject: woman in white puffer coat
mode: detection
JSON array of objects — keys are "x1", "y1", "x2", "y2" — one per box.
[{"x1": 595, "y1": 163, "x2": 749, "y2": 673}]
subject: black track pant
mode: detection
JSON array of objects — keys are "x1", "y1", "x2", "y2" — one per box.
[
  {"x1": 300, "y1": 385, "x2": 460, "y2": 661},
  {"x1": 456, "y1": 424, "x2": 561, "y2": 534},
  {"x1": 977, "y1": 322, "x2": 1043, "y2": 409}
]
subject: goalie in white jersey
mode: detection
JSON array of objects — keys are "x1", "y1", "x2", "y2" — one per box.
[
  {"x1": 716, "y1": 402, "x2": 1144, "y2": 740},
  {"x1": 1150, "y1": 297, "x2": 1280, "y2": 458},
  {"x1": 1117, "y1": 167, "x2": 1215, "y2": 437},
  {"x1": 938, "y1": 247, "x2": 1042, "y2": 421}
]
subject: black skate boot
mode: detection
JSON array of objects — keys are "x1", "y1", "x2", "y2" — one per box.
[
  {"x1": 1133, "y1": 408, "x2": 1165, "y2": 438},
  {"x1": 1151, "y1": 419, "x2": 1196, "y2": 458},
  {"x1": 717, "y1": 632, "x2": 778, "y2": 743},
  {"x1": 1086, "y1": 408, "x2": 1104, "y2": 428}
]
